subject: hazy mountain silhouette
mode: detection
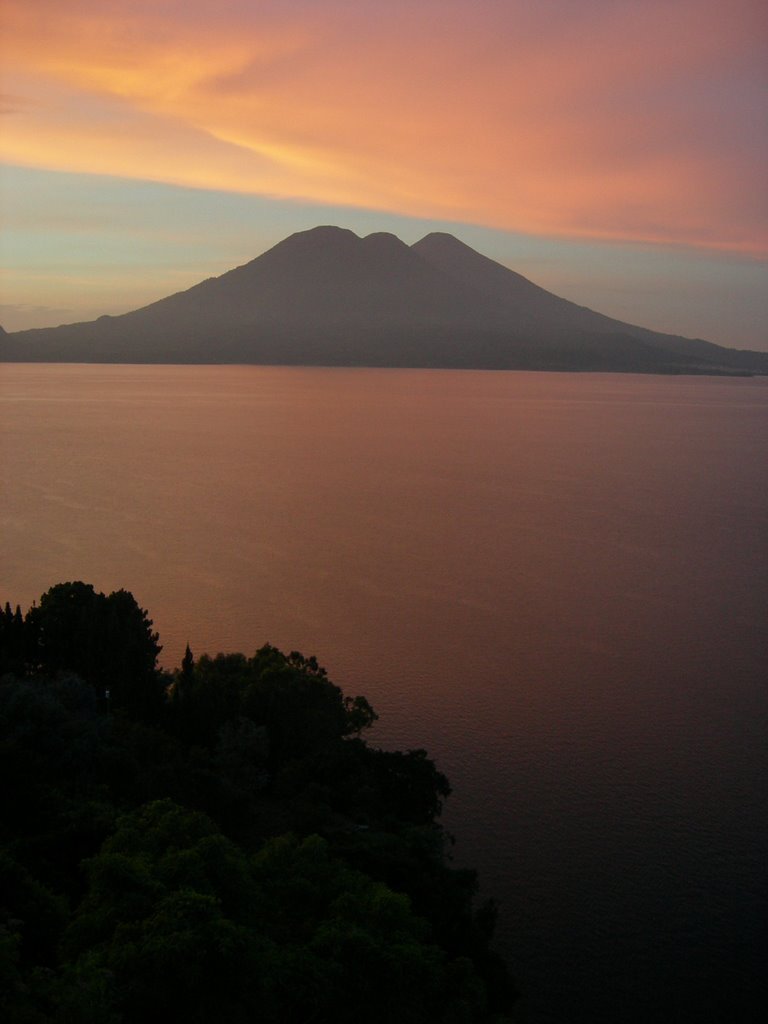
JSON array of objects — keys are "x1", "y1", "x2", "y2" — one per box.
[{"x1": 2, "y1": 226, "x2": 765, "y2": 373}]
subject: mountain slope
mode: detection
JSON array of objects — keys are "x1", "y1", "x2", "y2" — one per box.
[{"x1": 2, "y1": 227, "x2": 766, "y2": 373}]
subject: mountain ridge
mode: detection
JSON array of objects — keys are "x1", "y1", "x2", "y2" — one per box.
[{"x1": 2, "y1": 226, "x2": 765, "y2": 374}]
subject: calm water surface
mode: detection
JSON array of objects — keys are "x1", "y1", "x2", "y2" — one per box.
[{"x1": 2, "y1": 364, "x2": 766, "y2": 1022}]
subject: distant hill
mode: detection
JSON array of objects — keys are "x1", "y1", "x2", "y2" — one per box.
[{"x1": 3, "y1": 226, "x2": 766, "y2": 374}]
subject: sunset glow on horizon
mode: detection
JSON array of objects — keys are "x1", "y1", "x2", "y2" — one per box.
[{"x1": 1, "y1": 0, "x2": 766, "y2": 347}]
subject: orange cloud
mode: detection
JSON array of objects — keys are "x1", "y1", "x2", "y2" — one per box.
[{"x1": 1, "y1": 0, "x2": 766, "y2": 254}]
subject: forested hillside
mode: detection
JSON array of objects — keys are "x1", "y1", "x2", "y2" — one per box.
[{"x1": 0, "y1": 583, "x2": 515, "y2": 1023}]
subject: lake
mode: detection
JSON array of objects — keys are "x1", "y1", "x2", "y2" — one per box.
[{"x1": 1, "y1": 363, "x2": 766, "y2": 1022}]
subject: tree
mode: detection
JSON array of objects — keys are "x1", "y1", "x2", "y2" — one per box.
[
  {"x1": 0, "y1": 603, "x2": 26, "y2": 677},
  {"x1": 62, "y1": 803, "x2": 486, "y2": 1024},
  {"x1": 242, "y1": 644, "x2": 377, "y2": 763},
  {"x1": 168, "y1": 643, "x2": 376, "y2": 759},
  {"x1": 24, "y1": 582, "x2": 163, "y2": 718},
  {"x1": 1, "y1": 584, "x2": 516, "y2": 1021},
  {"x1": 180, "y1": 643, "x2": 194, "y2": 681}
]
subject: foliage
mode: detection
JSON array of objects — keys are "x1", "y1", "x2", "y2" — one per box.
[
  {"x1": 170, "y1": 643, "x2": 377, "y2": 758},
  {"x1": 60, "y1": 803, "x2": 483, "y2": 1023},
  {"x1": 0, "y1": 583, "x2": 516, "y2": 1022},
  {"x1": 15, "y1": 582, "x2": 164, "y2": 718}
]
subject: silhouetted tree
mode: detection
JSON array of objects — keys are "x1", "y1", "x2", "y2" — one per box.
[
  {"x1": 60, "y1": 801, "x2": 486, "y2": 1024},
  {"x1": 180, "y1": 643, "x2": 194, "y2": 681},
  {"x1": 23, "y1": 582, "x2": 163, "y2": 718},
  {"x1": 0, "y1": 583, "x2": 516, "y2": 1021},
  {"x1": 168, "y1": 643, "x2": 376, "y2": 758},
  {"x1": 0, "y1": 602, "x2": 26, "y2": 677}
]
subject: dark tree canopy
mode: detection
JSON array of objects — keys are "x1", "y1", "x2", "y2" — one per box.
[
  {"x1": 0, "y1": 603, "x2": 26, "y2": 677},
  {"x1": 171, "y1": 643, "x2": 377, "y2": 760},
  {"x1": 0, "y1": 583, "x2": 516, "y2": 1023},
  {"x1": 19, "y1": 582, "x2": 163, "y2": 717},
  {"x1": 59, "y1": 801, "x2": 486, "y2": 1024}
]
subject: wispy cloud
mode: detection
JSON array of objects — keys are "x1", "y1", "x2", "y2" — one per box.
[{"x1": 2, "y1": 0, "x2": 765, "y2": 254}]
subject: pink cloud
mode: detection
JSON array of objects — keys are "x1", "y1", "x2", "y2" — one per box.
[{"x1": 1, "y1": 0, "x2": 765, "y2": 254}]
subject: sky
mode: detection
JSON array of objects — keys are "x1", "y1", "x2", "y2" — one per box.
[{"x1": 0, "y1": 0, "x2": 766, "y2": 349}]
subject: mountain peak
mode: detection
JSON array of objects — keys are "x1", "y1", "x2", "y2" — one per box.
[
  {"x1": 362, "y1": 231, "x2": 409, "y2": 250},
  {"x1": 413, "y1": 231, "x2": 461, "y2": 243},
  {"x1": 266, "y1": 226, "x2": 412, "y2": 265},
  {"x1": 4, "y1": 224, "x2": 764, "y2": 374},
  {"x1": 298, "y1": 225, "x2": 358, "y2": 241},
  {"x1": 276, "y1": 225, "x2": 359, "y2": 250},
  {"x1": 412, "y1": 231, "x2": 471, "y2": 254}
]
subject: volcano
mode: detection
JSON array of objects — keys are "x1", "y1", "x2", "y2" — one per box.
[{"x1": 3, "y1": 226, "x2": 765, "y2": 374}]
